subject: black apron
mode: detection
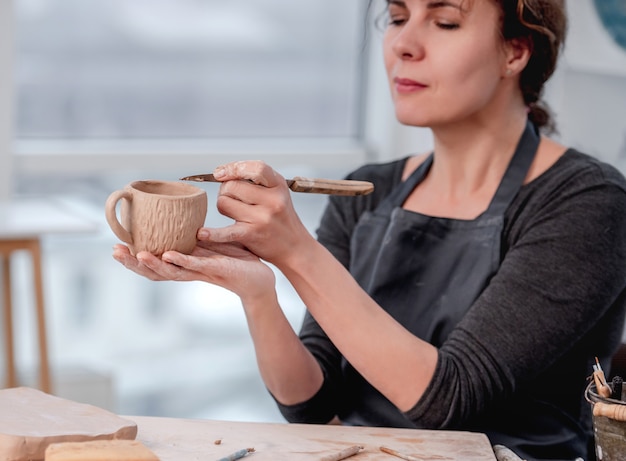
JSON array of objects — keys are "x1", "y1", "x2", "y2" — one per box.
[{"x1": 341, "y1": 121, "x2": 539, "y2": 427}]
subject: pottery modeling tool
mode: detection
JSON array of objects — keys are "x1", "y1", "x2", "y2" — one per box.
[
  {"x1": 380, "y1": 446, "x2": 426, "y2": 461},
  {"x1": 611, "y1": 376, "x2": 623, "y2": 401},
  {"x1": 492, "y1": 445, "x2": 526, "y2": 461},
  {"x1": 180, "y1": 174, "x2": 374, "y2": 196},
  {"x1": 319, "y1": 445, "x2": 364, "y2": 461},
  {"x1": 216, "y1": 447, "x2": 255, "y2": 461},
  {"x1": 593, "y1": 357, "x2": 612, "y2": 398},
  {"x1": 593, "y1": 401, "x2": 626, "y2": 421}
]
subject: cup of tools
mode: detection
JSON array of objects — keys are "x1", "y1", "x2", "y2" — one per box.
[
  {"x1": 105, "y1": 180, "x2": 207, "y2": 257},
  {"x1": 585, "y1": 376, "x2": 626, "y2": 460}
]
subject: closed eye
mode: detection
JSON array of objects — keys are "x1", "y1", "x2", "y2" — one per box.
[{"x1": 436, "y1": 22, "x2": 460, "y2": 30}]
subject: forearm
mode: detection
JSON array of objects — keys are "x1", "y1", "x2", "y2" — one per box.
[
  {"x1": 241, "y1": 290, "x2": 324, "y2": 405},
  {"x1": 276, "y1": 236, "x2": 438, "y2": 412}
]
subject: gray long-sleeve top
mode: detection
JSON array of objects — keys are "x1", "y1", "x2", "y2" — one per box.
[{"x1": 275, "y1": 150, "x2": 626, "y2": 461}]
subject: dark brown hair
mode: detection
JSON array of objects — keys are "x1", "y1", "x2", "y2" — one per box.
[
  {"x1": 496, "y1": 0, "x2": 568, "y2": 134},
  {"x1": 372, "y1": 0, "x2": 568, "y2": 134}
]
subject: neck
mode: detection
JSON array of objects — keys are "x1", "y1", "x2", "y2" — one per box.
[{"x1": 427, "y1": 110, "x2": 529, "y2": 198}]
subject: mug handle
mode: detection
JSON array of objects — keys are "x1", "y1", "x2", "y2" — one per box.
[{"x1": 105, "y1": 190, "x2": 133, "y2": 245}]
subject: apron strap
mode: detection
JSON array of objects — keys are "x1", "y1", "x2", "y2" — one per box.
[
  {"x1": 385, "y1": 154, "x2": 434, "y2": 208},
  {"x1": 381, "y1": 119, "x2": 540, "y2": 215},
  {"x1": 485, "y1": 120, "x2": 540, "y2": 216}
]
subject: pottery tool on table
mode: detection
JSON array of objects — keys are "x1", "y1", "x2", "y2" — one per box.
[
  {"x1": 216, "y1": 447, "x2": 255, "y2": 461},
  {"x1": 319, "y1": 445, "x2": 364, "y2": 461},
  {"x1": 380, "y1": 446, "x2": 425, "y2": 461},
  {"x1": 180, "y1": 174, "x2": 374, "y2": 196}
]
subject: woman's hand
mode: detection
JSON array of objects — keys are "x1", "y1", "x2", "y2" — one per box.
[
  {"x1": 113, "y1": 226, "x2": 325, "y2": 406},
  {"x1": 200, "y1": 160, "x2": 316, "y2": 267},
  {"x1": 112, "y1": 238, "x2": 276, "y2": 302}
]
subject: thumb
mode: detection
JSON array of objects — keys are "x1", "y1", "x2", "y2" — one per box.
[{"x1": 197, "y1": 225, "x2": 245, "y2": 243}]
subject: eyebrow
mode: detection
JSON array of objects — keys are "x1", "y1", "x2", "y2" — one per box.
[
  {"x1": 426, "y1": 1, "x2": 463, "y2": 10},
  {"x1": 386, "y1": 0, "x2": 463, "y2": 11}
]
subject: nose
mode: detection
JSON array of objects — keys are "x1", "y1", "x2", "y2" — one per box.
[{"x1": 390, "y1": 21, "x2": 425, "y2": 61}]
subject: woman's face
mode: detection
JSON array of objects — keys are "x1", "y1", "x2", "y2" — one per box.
[{"x1": 383, "y1": 0, "x2": 511, "y2": 128}]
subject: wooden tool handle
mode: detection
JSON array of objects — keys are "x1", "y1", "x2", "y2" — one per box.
[
  {"x1": 593, "y1": 401, "x2": 626, "y2": 421},
  {"x1": 492, "y1": 445, "x2": 525, "y2": 461},
  {"x1": 289, "y1": 177, "x2": 374, "y2": 196}
]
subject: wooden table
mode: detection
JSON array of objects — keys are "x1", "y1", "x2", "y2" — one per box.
[
  {"x1": 132, "y1": 416, "x2": 498, "y2": 461},
  {"x1": 0, "y1": 198, "x2": 98, "y2": 393}
]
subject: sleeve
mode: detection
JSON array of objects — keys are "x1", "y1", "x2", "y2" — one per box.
[
  {"x1": 274, "y1": 311, "x2": 345, "y2": 423},
  {"x1": 275, "y1": 160, "x2": 405, "y2": 423},
  {"x1": 405, "y1": 167, "x2": 626, "y2": 428}
]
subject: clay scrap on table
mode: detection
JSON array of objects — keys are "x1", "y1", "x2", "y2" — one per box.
[
  {"x1": 0, "y1": 387, "x2": 137, "y2": 461},
  {"x1": 45, "y1": 440, "x2": 159, "y2": 461}
]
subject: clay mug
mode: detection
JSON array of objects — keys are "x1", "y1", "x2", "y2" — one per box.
[{"x1": 105, "y1": 180, "x2": 207, "y2": 256}]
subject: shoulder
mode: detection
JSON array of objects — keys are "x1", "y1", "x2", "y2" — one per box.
[
  {"x1": 517, "y1": 149, "x2": 626, "y2": 207},
  {"x1": 506, "y1": 149, "x2": 626, "y2": 240},
  {"x1": 529, "y1": 149, "x2": 626, "y2": 191},
  {"x1": 333, "y1": 157, "x2": 409, "y2": 212}
]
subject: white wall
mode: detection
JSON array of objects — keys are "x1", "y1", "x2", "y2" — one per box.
[{"x1": 549, "y1": 0, "x2": 626, "y2": 167}]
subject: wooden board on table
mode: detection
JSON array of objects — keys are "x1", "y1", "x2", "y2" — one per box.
[
  {"x1": 45, "y1": 440, "x2": 159, "y2": 461},
  {"x1": 0, "y1": 387, "x2": 137, "y2": 461},
  {"x1": 134, "y1": 416, "x2": 497, "y2": 461}
]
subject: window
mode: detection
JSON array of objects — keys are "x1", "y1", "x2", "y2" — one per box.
[
  {"x1": 0, "y1": 1, "x2": 380, "y2": 419},
  {"x1": 17, "y1": 0, "x2": 366, "y2": 139},
  {"x1": 12, "y1": 0, "x2": 371, "y2": 177}
]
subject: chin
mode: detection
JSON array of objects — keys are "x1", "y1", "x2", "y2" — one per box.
[{"x1": 395, "y1": 112, "x2": 431, "y2": 127}]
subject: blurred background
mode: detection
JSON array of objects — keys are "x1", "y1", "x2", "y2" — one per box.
[{"x1": 0, "y1": 0, "x2": 625, "y2": 421}]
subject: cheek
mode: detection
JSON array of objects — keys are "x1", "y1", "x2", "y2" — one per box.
[
  {"x1": 382, "y1": 36, "x2": 395, "y2": 80},
  {"x1": 439, "y1": 45, "x2": 503, "y2": 98}
]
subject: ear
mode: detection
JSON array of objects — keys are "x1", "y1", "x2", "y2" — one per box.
[{"x1": 502, "y1": 37, "x2": 532, "y2": 78}]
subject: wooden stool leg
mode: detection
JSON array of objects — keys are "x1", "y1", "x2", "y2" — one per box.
[
  {"x1": 30, "y1": 239, "x2": 52, "y2": 394},
  {"x1": 2, "y1": 253, "x2": 17, "y2": 388}
]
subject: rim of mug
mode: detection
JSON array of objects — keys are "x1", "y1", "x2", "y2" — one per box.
[{"x1": 128, "y1": 179, "x2": 206, "y2": 198}]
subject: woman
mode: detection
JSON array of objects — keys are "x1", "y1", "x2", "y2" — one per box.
[{"x1": 113, "y1": 1, "x2": 626, "y2": 459}]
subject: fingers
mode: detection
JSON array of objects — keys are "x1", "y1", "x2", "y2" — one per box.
[
  {"x1": 197, "y1": 226, "x2": 245, "y2": 244},
  {"x1": 162, "y1": 251, "x2": 217, "y2": 276},
  {"x1": 113, "y1": 244, "x2": 201, "y2": 282},
  {"x1": 215, "y1": 165, "x2": 290, "y2": 210},
  {"x1": 213, "y1": 160, "x2": 285, "y2": 189},
  {"x1": 195, "y1": 240, "x2": 253, "y2": 259},
  {"x1": 113, "y1": 242, "x2": 275, "y2": 299},
  {"x1": 195, "y1": 160, "x2": 307, "y2": 264},
  {"x1": 112, "y1": 245, "x2": 168, "y2": 281},
  {"x1": 143, "y1": 251, "x2": 198, "y2": 282}
]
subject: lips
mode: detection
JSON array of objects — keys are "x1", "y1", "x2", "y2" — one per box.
[{"x1": 393, "y1": 77, "x2": 427, "y2": 93}]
